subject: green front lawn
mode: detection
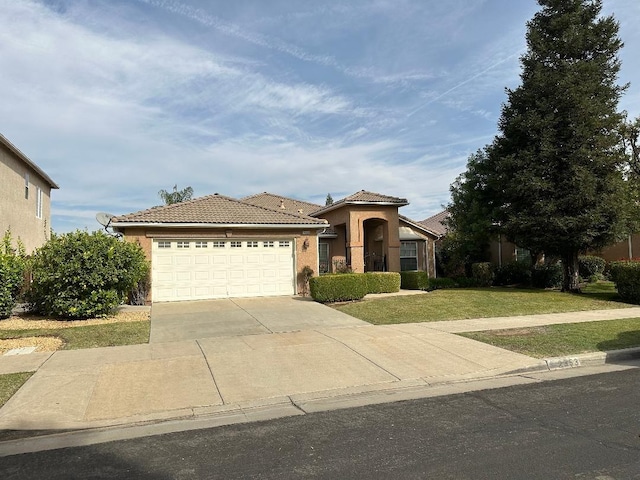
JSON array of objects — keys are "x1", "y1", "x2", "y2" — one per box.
[
  {"x1": 333, "y1": 283, "x2": 630, "y2": 325},
  {"x1": 0, "y1": 372, "x2": 33, "y2": 408},
  {"x1": 461, "y1": 318, "x2": 640, "y2": 358},
  {"x1": 0, "y1": 321, "x2": 150, "y2": 351}
]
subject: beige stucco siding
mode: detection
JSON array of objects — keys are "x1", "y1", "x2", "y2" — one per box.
[{"x1": 0, "y1": 142, "x2": 53, "y2": 253}]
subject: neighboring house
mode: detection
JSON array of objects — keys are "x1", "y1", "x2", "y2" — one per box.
[
  {"x1": 0, "y1": 133, "x2": 59, "y2": 253},
  {"x1": 112, "y1": 190, "x2": 440, "y2": 303}
]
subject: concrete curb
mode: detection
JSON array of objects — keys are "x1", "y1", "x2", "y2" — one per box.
[{"x1": 543, "y1": 346, "x2": 640, "y2": 370}]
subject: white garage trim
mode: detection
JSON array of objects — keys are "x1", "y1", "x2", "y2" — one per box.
[{"x1": 152, "y1": 238, "x2": 295, "y2": 302}]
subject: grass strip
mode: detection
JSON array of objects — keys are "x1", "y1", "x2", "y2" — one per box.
[
  {"x1": 461, "y1": 318, "x2": 640, "y2": 358},
  {"x1": 334, "y1": 283, "x2": 630, "y2": 325},
  {"x1": 0, "y1": 321, "x2": 150, "y2": 350},
  {"x1": 0, "y1": 372, "x2": 33, "y2": 408}
]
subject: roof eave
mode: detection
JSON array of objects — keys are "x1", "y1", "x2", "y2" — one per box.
[
  {"x1": 0, "y1": 133, "x2": 59, "y2": 189},
  {"x1": 399, "y1": 217, "x2": 441, "y2": 238},
  {"x1": 112, "y1": 222, "x2": 329, "y2": 230},
  {"x1": 312, "y1": 201, "x2": 409, "y2": 217}
]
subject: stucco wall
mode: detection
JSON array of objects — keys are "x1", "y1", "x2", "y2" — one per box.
[{"x1": 0, "y1": 143, "x2": 52, "y2": 253}]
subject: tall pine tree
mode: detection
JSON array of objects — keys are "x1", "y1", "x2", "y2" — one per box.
[{"x1": 452, "y1": 0, "x2": 629, "y2": 292}]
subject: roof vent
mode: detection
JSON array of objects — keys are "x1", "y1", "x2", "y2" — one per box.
[
  {"x1": 297, "y1": 209, "x2": 303, "y2": 214},
  {"x1": 280, "y1": 200, "x2": 286, "y2": 209}
]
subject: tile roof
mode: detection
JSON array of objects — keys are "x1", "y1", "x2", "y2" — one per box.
[
  {"x1": 399, "y1": 214, "x2": 439, "y2": 238},
  {"x1": 0, "y1": 133, "x2": 59, "y2": 189},
  {"x1": 241, "y1": 192, "x2": 322, "y2": 217},
  {"x1": 419, "y1": 210, "x2": 450, "y2": 237},
  {"x1": 112, "y1": 194, "x2": 327, "y2": 226},
  {"x1": 311, "y1": 190, "x2": 408, "y2": 216}
]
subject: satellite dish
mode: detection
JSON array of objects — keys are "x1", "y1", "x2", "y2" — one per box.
[{"x1": 96, "y1": 212, "x2": 115, "y2": 228}]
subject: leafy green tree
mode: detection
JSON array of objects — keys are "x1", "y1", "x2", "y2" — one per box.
[
  {"x1": 325, "y1": 193, "x2": 334, "y2": 206},
  {"x1": 26, "y1": 231, "x2": 149, "y2": 319},
  {"x1": 0, "y1": 231, "x2": 26, "y2": 318},
  {"x1": 449, "y1": 0, "x2": 629, "y2": 292},
  {"x1": 158, "y1": 185, "x2": 194, "y2": 205}
]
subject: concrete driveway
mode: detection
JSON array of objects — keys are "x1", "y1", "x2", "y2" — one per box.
[{"x1": 149, "y1": 296, "x2": 368, "y2": 343}]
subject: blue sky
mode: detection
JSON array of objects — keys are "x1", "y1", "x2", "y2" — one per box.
[{"x1": 2, "y1": 0, "x2": 640, "y2": 233}]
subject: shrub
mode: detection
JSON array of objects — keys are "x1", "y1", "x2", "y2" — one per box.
[
  {"x1": 578, "y1": 255, "x2": 606, "y2": 279},
  {"x1": 364, "y1": 272, "x2": 401, "y2": 294},
  {"x1": 451, "y1": 276, "x2": 479, "y2": 288},
  {"x1": 531, "y1": 262, "x2": 563, "y2": 289},
  {"x1": 471, "y1": 262, "x2": 494, "y2": 287},
  {"x1": 429, "y1": 277, "x2": 458, "y2": 290},
  {"x1": 609, "y1": 261, "x2": 640, "y2": 304},
  {"x1": 400, "y1": 271, "x2": 430, "y2": 290},
  {"x1": 0, "y1": 231, "x2": 26, "y2": 319},
  {"x1": 309, "y1": 273, "x2": 368, "y2": 303},
  {"x1": 494, "y1": 262, "x2": 531, "y2": 286},
  {"x1": 26, "y1": 231, "x2": 149, "y2": 319}
]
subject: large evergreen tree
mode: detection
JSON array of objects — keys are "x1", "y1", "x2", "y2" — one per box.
[{"x1": 450, "y1": 0, "x2": 629, "y2": 292}]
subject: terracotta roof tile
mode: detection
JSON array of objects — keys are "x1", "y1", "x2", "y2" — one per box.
[
  {"x1": 112, "y1": 194, "x2": 327, "y2": 225},
  {"x1": 241, "y1": 192, "x2": 322, "y2": 217},
  {"x1": 419, "y1": 210, "x2": 450, "y2": 237},
  {"x1": 340, "y1": 190, "x2": 408, "y2": 204}
]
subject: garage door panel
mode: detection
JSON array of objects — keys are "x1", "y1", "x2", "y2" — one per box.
[{"x1": 152, "y1": 239, "x2": 295, "y2": 302}]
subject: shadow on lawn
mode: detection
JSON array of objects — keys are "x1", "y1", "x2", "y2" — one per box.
[{"x1": 597, "y1": 330, "x2": 640, "y2": 352}]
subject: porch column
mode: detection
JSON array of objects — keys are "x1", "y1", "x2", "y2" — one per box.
[{"x1": 347, "y1": 213, "x2": 365, "y2": 273}]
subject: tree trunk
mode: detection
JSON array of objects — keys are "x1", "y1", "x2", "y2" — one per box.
[{"x1": 562, "y1": 251, "x2": 581, "y2": 293}]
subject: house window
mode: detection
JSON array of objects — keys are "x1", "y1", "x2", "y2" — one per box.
[
  {"x1": 195, "y1": 241, "x2": 208, "y2": 248},
  {"x1": 230, "y1": 241, "x2": 242, "y2": 248},
  {"x1": 25, "y1": 173, "x2": 29, "y2": 199},
  {"x1": 177, "y1": 241, "x2": 190, "y2": 249},
  {"x1": 319, "y1": 243, "x2": 329, "y2": 274},
  {"x1": 212, "y1": 241, "x2": 226, "y2": 248},
  {"x1": 400, "y1": 241, "x2": 418, "y2": 271},
  {"x1": 263, "y1": 241, "x2": 275, "y2": 248},
  {"x1": 515, "y1": 247, "x2": 531, "y2": 263},
  {"x1": 35, "y1": 187, "x2": 43, "y2": 219},
  {"x1": 158, "y1": 241, "x2": 171, "y2": 249},
  {"x1": 247, "y1": 241, "x2": 258, "y2": 248},
  {"x1": 279, "y1": 241, "x2": 290, "y2": 248}
]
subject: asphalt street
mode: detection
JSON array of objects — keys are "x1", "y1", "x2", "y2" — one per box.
[{"x1": 2, "y1": 368, "x2": 640, "y2": 479}]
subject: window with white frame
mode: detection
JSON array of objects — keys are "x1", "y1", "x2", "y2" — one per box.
[
  {"x1": 212, "y1": 241, "x2": 226, "y2": 248},
  {"x1": 279, "y1": 240, "x2": 290, "y2": 248},
  {"x1": 158, "y1": 241, "x2": 171, "y2": 249},
  {"x1": 515, "y1": 247, "x2": 531, "y2": 263},
  {"x1": 230, "y1": 241, "x2": 242, "y2": 248},
  {"x1": 400, "y1": 241, "x2": 418, "y2": 271},
  {"x1": 263, "y1": 241, "x2": 275, "y2": 248},
  {"x1": 195, "y1": 241, "x2": 208, "y2": 248},
  {"x1": 177, "y1": 241, "x2": 190, "y2": 249},
  {"x1": 35, "y1": 187, "x2": 43, "y2": 219},
  {"x1": 247, "y1": 241, "x2": 258, "y2": 248}
]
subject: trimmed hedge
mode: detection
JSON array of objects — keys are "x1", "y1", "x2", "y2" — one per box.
[
  {"x1": 400, "y1": 271, "x2": 430, "y2": 290},
  {"x1": 578, "y1": 255, "x2": 606, "y2": 279},
  {"x1": 609, "y1": 261, "x2": 640, "y2": 304},
  {"x1": 430, "y1": 277, "x2": 459, "y2": 289},
  {"x1": 310, "y1": 274, "x2": 368, "y2": 302},
  {"x1": 364, "y1": 272, "x2": 401, "y2": 294}
]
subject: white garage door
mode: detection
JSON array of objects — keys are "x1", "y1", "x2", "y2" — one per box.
[{"x1": 152, "y1": 239, "x2": 295, "y2": 302}]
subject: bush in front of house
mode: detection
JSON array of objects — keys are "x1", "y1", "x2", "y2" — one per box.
[
  {"x1": 429, "y1": 277, "x2": 459, "y2": 289},
  {"x1": 531, "y1": 262, "x2": 563, "y2": 289},
  {"x1": 471, "y1": 262, "x2": 494, "y2": 287},
  {"x1": 400, "y1": 271, "x2": 430, "y2": 290},
  {"x1": 609, "y1": 261, "x2": 640, "y2": 304},
  {"x1": 578, "y1": 255, "x2": 606, "y2": 280},
  {"x1": 364, "y1": 272, "x2": 401, "y2": 294},
  {"x1": 26, "y1": 231, "x2": 149, "y2": 319},
  {"x1": 0, "y1": 231, "x2": 26, "y2": 319},
  {"x1": 493, "y1": 261, "x2": 532, "y2": 286},
  {"x1": 309, "y1": 273, "x2": 368, "y2": 303}
]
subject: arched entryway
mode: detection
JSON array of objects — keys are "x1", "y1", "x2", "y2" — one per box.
[{"x1": 363, "y1": 218, "x2": 389, "y2": 272}]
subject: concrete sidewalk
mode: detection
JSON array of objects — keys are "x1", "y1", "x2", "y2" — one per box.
[{"x1": 2, "y1": 307, "x2": 640, "y2": 435}]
